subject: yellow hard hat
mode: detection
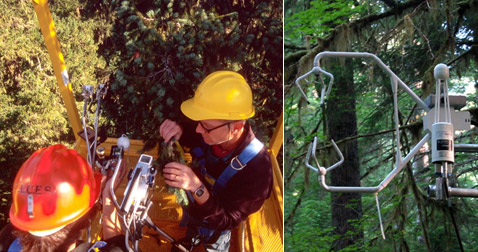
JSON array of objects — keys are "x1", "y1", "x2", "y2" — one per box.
[{"x1": 181, "y1": 71, "x2": 255, "y2": 120}]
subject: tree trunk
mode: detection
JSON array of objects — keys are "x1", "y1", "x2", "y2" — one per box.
[{"x1": 326, "y1": 60, "x2": 364, "y2": 251}]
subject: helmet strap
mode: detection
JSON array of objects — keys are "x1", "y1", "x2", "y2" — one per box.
[
  {"x1": 216, "y1": 124, "x2": 233, "y2": 146},
  {"x1": 218, "y1": 122, "x2": 245, "y2": 150}
]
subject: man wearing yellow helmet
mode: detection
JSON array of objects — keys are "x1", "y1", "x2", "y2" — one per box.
[
  {"x1": 0, "y1": 145, "x2": 128, "y2": 252},
  {"x1": 159, "y1": 71, "x2": 273, "y2": 251}
]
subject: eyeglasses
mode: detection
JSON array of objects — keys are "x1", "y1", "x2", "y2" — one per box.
[{"x1": 199, "y1": 121, "x2": 231, "y2": 133}]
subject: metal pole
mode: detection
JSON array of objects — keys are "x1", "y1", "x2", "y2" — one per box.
[{"x1": 32, "y1": 0, "x2": 82, "y2": 139}]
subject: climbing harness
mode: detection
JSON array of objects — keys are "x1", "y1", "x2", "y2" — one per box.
[{"x1": 182, "y1": 138, "x2": 264, "y2": 243}]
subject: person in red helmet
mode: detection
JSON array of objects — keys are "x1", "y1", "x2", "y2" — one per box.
[
  {"x1": 0, "y1": 145, "x2": 127, "y2": 252},
  {"x1": 159, "y1": 71, "x2": 273, "y2": 251}
]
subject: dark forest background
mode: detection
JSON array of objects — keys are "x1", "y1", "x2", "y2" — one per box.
[{"x1": 285, "y1": 0, "x2": 478, "y2": 251}]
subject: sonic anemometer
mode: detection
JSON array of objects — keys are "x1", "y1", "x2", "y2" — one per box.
[{"x1": 295, "y1": 52, "x2": 475, "y2": 246}]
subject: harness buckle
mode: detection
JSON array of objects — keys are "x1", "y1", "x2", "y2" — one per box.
[
  {"x1": 87, "y1": 241, "x2": 107, "y2": 252},
  {"x1": 230, "y1": 156, "x2": 246, "y2": 170}
]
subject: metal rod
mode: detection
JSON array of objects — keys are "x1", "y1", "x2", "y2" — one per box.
[
  {"x1": 92, "y1": 92, "x2": 101, "y2": 170},
  {"x1": 294, "y1": 68, "x2": 315, "y2": 103},
  {"x1": 82, "y1": 97, "x2": 91, "y2": 165},
  {"x1": 305, "y1": 137, "x2": 344, "y2": 175},
  {"x1": 312, "y1": 51, "x2": 429, "y2": 111},
  {"x1": 305, "y1": 141, "x2": 318, "y2": 173},
  {"x1": 375, "y1": 133, "x2": 430, "y2": 192},
  {"x1": 454, "y1": 144, "x2": 478, "y2": 152},
  {"x1": 325, "y1": 140, "x2": 344, "y2": 172},
  {"x1": 448, "y1": 187, "x2": 478, "y2": 197},
  {"x1": 316, "y1": 133, "x2": 430, "y2": 193},
  {"x1": 392, "y1": 77, "x2": 402, "y2": 164},
  {"x1": 109, "y1": 149, "x2": 126, "y2": 215},
  {"x1": 375, "y1": 193, "x2": 386, "y2": 239}
]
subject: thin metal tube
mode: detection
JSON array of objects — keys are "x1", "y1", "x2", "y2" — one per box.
[
  {"x1": 305, "y1": 137, "x2": 344, "y2": 175},
  {"x1": 109, "y1": 149, "x2": 125, "y2": 214},
  {"x1": 82, "y1": 98, "x2": 91, "y2": 166},
  {"x1": 448, "y1": 187, "x2": 478, "y2": 197},
  {"x1": 392, "y1": 77, "x2": 402, "y2": 164},
  {"x1": 455, "y1": 144, "x2": 478, "y2": 152},
  {"x1": 295, "y1": 67, "x2": 335, "y2": 105},
  {"x1": 375, "y1": 193, "x2": 386, "y2": 239},
  {"x1": 435, "y1": 79, "x2": 440, "y2": 123},
  {"x1": 325, "y1": 140, "x2": 344, "y2": 172},
  {"x1": 312, "y1": 51, "x2": 429, "y2": 111},
  {"x1": 294, "y1": 68, "x2": 315, "y2": 103},
  {"x1": 305, "y1": 142, "x2": 318, "y2": 173},
  {"x1": 314, "y1": 133, "x2": 430, "y2": 193},
  {"x1": 92, "y1": 96, "x2": 100, "y2": 170}
]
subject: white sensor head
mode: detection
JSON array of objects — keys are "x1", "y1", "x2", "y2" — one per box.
[
  {"x1": 117, "y1": 134, "x2": 130, "y2": 150},
  {"x1": 434, "y1": 63, "x2": 449, "y2": 80}
]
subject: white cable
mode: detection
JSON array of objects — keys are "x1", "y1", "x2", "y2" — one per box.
[
  {"x1": 92, "y1": 98, "x2": 101, "y2": 169},
  {"x1": 82, "y1": 101, "x2": 92, "y2": 166}
]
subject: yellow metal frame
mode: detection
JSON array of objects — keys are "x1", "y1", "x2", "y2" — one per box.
[
  {"x1": 32, "y1": 0, "x2": 82, "y2": 140},
  {"x1": 239, "y1": 112, "x2": 283, "y2": 252},
  {"x1": 269, "y1": 112, "x2": 284, "y2": 158}
]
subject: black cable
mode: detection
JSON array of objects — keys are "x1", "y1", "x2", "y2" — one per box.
[
  {"x1": 443, "y1": 178, "x2": 465, "y2": 252},
  {"x1": 471, "y1": 119, "x2": 478, "y2": 127},
  {"x1": 145, "y1": 217, "x2": 189, "y2": 252}
]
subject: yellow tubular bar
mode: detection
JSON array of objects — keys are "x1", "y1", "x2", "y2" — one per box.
[
  {"x1": 238, "y1": 112, "x2": 284, "y2": 251},
  {"x1": 32, "y1": 0, "x2": 82, "y2": 140},
  {"x1": 269, "y1": 112, "x2": 283, "y2": 158}
]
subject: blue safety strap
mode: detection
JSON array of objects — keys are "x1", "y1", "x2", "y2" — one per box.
[
  {"x1": 8, "y1": 238, "x2": 21, "y2": 252},
  {"x1": 191, "y1": 146, "x2": 205, "y2": 163},
  {"x1": 180, "y1": 138, "x2": 264, "y2": 234},
  {"x1": 193, "y1": 138, "x2": 263, "y2": 240},
  {"x1": 212, "y1": 138, "x2": 263, "y2": 192}
]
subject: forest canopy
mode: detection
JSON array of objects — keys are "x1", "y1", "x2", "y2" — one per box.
[
  {"x1": 0, "y1": 0, "x2": 282, "y2": 226},
  {"x1": 285, "y1": 0, "x2": 478, "y2": 251}
]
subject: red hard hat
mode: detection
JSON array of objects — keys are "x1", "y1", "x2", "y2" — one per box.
[{"x1": 9, "y1": 145, "x2": 102, "y2": 234}]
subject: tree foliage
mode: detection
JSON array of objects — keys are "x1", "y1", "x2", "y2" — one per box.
[
  {"x1": 0, "y1": 0, "x2": 282, "y2": 227},
  {"x1": 285, "y1": 0, "x2": 365, "y2": 41},
  {"x1": 0, "y1": 0, "x2": 108, "y2": 226},
  {"x1": 285, "y1": 0, "x2": 478, "y2": 251},
  {"x1": 98, "y1": 0, "x2": 283, "y2": 148}
]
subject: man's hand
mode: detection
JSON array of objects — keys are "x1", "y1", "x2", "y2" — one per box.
[
  {"x1": 159, "y1": 119, "x2": 183, "y2": 143},
  {"x1": 163, "y1": 162, "x2": 202, "y2": 191}
]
